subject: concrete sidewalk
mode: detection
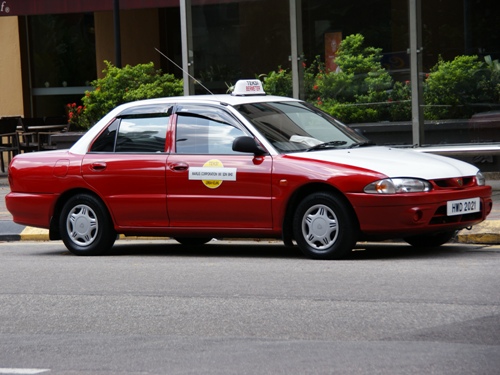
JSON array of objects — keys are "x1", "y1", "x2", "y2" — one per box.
[{"x1": 1, "y1": 172, "x2": 499, "y2": 244}]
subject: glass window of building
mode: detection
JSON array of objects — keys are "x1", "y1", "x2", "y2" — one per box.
[
  {"x1": 189, "y1": 0, "x2": 290, "y2": 94},
  {"x1": 420, "y1": 0, "x2": 500, "y2": 146},
  {"x1": 26, "y1": 13, "x2": 96, "y2": 118},
  {"x1": 298, "y1": 0, "x2": 499, "y2": 152},
  {"x1": 9, "y1": 0, "x2": 497, "y2": 172}
]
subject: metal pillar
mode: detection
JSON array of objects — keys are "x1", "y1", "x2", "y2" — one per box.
[
  {"x1": 180, "y1": 0, "x2": 194, "y2": 95},
  {"x1": 409, "y1": 0, "x2": 424, "y2": 146},
  {"x1": 113, "y1": 0, "x2": 121, "y2": 68},
  {"x1": 289, "y1": 0, "x2": 304, "y2": 100}
]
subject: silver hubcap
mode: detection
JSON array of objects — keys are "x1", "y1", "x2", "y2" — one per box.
[
  {"x1": 66, "y1": 204, "x2": 99, "y2": 247},
  {"x1": 302, "y1": 204, "x2": 338, "y2": 250}
]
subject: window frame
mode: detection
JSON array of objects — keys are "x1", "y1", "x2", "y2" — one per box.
[
  {"x1": 89, "y1": 112, "x2": 171, "y2": 154},
  {"x1": 173, "y1": 103, "x2": 251, "y2": 155}
]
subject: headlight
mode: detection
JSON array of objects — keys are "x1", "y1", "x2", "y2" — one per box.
[
  {"x1": 364, "y1": 178, "x2": 432, "y2": 194},
  {"x1": 476, "y1": 171, "x2": 485, "y2": 186}
]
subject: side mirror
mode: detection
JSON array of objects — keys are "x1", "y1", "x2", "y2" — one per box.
[{"x1": 232, "y1": 136, "x2": 267, "y2": 155}]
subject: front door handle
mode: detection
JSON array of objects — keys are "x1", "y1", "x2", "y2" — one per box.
[{"x1": 169, "y1": 162, "x2": 189, "y2": 172}]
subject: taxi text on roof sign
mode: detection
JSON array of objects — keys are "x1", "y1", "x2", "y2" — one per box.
[{"x1": 232, "y1": 79, "x2": 266, "y2": 96}]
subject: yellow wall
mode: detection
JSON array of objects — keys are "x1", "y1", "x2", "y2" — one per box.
[
  {"x1": 94, "y1": 8, "x2": 161, "y2": 77},
  {"x1": 0, "y1": 16, "x2": 24, "y2": 117}
]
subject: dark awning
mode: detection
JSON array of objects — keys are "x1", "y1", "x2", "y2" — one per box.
[
  {"x1": 0, "y1": 0, "x2": 243, "y2": 16},
  {"x1": 1, "y1": 0, "x2": 176, "y2": 16}
]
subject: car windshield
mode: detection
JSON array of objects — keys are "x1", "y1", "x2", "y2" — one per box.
[{"x1": 234, "y1": 101, "x2": 370, "y2": 153}]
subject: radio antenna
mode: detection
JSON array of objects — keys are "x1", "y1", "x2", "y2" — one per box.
[{"x1": 155, "y1": 48, "x2": 214, "y2": 95}]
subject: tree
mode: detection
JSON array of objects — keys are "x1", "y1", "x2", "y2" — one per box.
[{"x1": 79, "y1": 61, "x2": 183, "y2": 128}]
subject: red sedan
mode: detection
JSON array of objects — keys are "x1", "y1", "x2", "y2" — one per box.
[{"x1": 6, "y1": 80, "x2": 493, "y2": 259}]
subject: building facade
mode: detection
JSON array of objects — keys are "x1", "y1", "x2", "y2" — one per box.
[{"x1": 1, "y1": 0, "x2": 499, "y2": 149}]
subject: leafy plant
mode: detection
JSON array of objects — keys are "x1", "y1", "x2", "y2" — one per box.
[
  {"x1": 313, "y1": 34, "x2": 393, "y2": 122},
  {"x1": 484, "y1": 55, "x2": 500, "y2": 104},
  {"x1": 261, "y1": 57, "x2": 324, "y2": 100},
  {"x1": 424, "y1": 55, "x2": 494, "y2": 119},
  {"x1": 80, "y1": 61, "x2": 183, "y2": 128},
  {"x1": 316, "y1": 34, "x2": 392, "y2": 102},
  {"x1": 66, "y1": 102, "x2": 85, "y2": 130},
  {"x1": 262, "y1": 67, "x2": 292, "y2": 97},
  {"x1": 387, "y1": 80, "x2": 412, "y2": 121},
  {"x1": 321, "y1": 101, "x2": 381, "y2": 123}
]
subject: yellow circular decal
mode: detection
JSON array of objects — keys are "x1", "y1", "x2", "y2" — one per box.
[{"x1": 203, "y1": 159, "x2": 223, "y2": 189}]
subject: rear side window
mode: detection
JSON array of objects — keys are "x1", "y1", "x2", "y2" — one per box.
[{"x1": 90, "y1": 115, "x2": 169, "y2": 153}]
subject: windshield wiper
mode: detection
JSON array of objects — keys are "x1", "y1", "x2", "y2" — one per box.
[
  {"x1": 306, "y1": 140, "x2": 347, "y2": 152},
  {"x1": 348, "y1": 141, "x2": 375, "y2": 148}
]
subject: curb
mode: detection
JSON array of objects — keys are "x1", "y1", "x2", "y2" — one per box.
[
  {"x1": 3, "y1": 223, "x2": 499, "y2": 245},
  {"x1": 456, "y1": 220, "x2": 500, "y2": 244},
  {"x1": 6, "y1": 227, "x2": 169, "y2": 242},
  {"x1": 19, "y1": 226, "x2": 51, "y2": 241}
]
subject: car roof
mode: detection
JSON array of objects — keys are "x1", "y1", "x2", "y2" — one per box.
[
  {"x1": 116, "y1": 93, "x2": 300, "y2": 110},
  {"x1": 113, "y1": 78, "x2": 301, "y2": 114}
]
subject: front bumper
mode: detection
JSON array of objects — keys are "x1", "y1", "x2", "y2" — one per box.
[{"x1": 347, "y1": 185, "x2": 493, "y2": 237}]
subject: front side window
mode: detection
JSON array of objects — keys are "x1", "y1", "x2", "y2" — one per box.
[{"x1": 175, "y1": 105, "x2": 247, "y2": 154}]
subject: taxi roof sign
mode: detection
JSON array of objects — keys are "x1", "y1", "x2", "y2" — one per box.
[{"x1": 231, "y1": 79, "x2": 266, "y2": 96}]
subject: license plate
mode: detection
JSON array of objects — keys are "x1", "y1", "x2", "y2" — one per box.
[{"x1": 446, "y1": 197, "x2": 480, "y2": 216}]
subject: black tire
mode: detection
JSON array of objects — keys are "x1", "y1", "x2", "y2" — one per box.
[
  {"x1": 404, "y1": 230, "x2": 457, "y2": 248},
  {"x1": 174, "y1": 237, "x2": 212, "y2": 246},
  {"x1": 59, "y1": 193, "x2": 116, "y2": 255},
  {"x1": 293, "y1": 192, "x2": 357, "y2": 260}
]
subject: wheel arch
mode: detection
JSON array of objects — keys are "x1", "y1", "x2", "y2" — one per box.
[
  {"x1": 49, "y1": 188, "x2": 114, "y2": 240},
  {"x1": 282, "y1": 182, "x2": 360, "y2": 244}
]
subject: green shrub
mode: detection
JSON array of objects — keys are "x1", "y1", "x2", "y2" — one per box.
[
  {"x1": 313, "y1": 34, "x2": 393, "y2": 122},
  {"x1": 424, "y1": 55, "x2": 494, "y2": 119},
  {"x1": 484, "y1": 55, "x2": 500, "y2": 102},
  {"x1": 387, "y1": 55, "x2": 500, "y2": 122},
  {"x1": 304, "y1": 56, "x2": 325, "y2": 103},
  {"x1": 315, "y1": 34, "x2": 392, "y2": 103},
  {"x1": 318, "y1": 100, "x2": 384, "y2": 124},
  {"x1": 262, "y1": 67, "x2": 292, "y2": 97},
  {"x1": 80, "y1": 61, "x2": 183, "y2": 128},
  {"x1": 387, "y1": 81, "x2": 412, "y2": 121}
]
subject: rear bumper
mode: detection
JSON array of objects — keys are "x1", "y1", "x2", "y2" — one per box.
[{"x1": 5, "y1": 192, "x2": 58, "y2": 229}]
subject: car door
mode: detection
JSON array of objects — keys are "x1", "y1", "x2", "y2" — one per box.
[
  {"x1": 81, "y1": 113, "x2": 170, "y2": 228},
  {"x1": 166, "y1": 104, "x2": 273, "y2": 229}
]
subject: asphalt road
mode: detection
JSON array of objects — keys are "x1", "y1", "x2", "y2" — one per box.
[{"x1": 0, "y1": 239, "x2": 499, "y2": 374}]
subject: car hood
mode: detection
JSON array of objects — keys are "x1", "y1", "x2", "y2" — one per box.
[{"x1": 291, "y1": 146, "x2": 479, "y2": 179}]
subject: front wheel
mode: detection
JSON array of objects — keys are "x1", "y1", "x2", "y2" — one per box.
[
  {"x1": 293, "y1": 192, "x2": 358, "y2": 260},
  {"x1": 404, "y1": 230, "x2": 457, "y2": 248},
  {"x1": 60, "y1": 193, "x2": 116, "y2": 255}
]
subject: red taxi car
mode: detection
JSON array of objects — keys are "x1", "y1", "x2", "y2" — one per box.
[{"x1": 6, "y1": 80, "x2": 493, "y2": 259}]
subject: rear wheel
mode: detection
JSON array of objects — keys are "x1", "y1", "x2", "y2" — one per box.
[
  {"x1": 404, "y1": 230, "x2": 457, "y2": 247},
  {"x1": 293, "y1": 192, "x2": 357, "y2": 260},
  {"x1": 60, "y1": 193, "x2": 116, "y2": 255},
  {"x1": 174, "y1": 237, "x2": 212, "y2": 246}
]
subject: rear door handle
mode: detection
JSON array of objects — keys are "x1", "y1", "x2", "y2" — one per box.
[{"x1": 91, "y1": 162, "x2": 107, "y2": 171}]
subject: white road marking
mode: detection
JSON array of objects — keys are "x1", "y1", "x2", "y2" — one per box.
[{"x1": 0, "y1": 369, "x2": 50, "y2": 374}]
